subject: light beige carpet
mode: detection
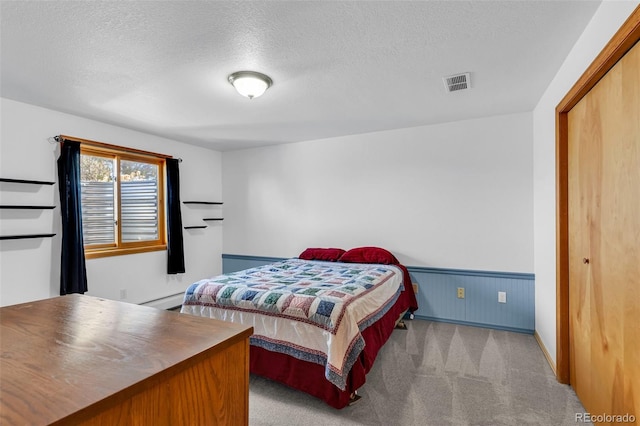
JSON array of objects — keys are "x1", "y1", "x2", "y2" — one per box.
[{"x1": 249, "y1": 319, "x2": 590, "y2": 426}]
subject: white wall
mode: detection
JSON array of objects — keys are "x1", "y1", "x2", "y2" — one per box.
[
  {"x1": 0, "y1": 98, "x2": 223, "y2": 307},
  {"x1": 532, "y1": 0, "x2": 638, "y2": 365},
  {"x1": 223, "y1": 112, "x2": 533, "y2": 273}
]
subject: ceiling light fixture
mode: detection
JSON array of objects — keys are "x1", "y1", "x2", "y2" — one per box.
[{"x1": 228, "y1": 71, "x2": 273, "y2": 99}]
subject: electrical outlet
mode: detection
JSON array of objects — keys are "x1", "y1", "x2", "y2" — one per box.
[
  {"x1": 120, "y1": 289, "x2": 127, "y2": 300},
  {"x1": 457, "y1": 287, "x2": 465, "y2": 299},
  {"x1": 412, "y1": 283, "x2": 418, "y2": 294},
  {"x1": 498, "y1": 291, "x2": 507, "y2": 303}
]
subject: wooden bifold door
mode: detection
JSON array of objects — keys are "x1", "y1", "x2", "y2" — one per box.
[{"x1": 566, "y1": 39, "x2": 639, "y2": 422}]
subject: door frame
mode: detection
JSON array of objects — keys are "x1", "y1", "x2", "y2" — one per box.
[{"x1": 555, "y1": 6, "x2": 640, "y2": 384}]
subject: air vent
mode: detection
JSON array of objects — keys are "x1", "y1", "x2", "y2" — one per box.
[{"x1": 443, "y1": 73, "x2": 471, "y2": 92}]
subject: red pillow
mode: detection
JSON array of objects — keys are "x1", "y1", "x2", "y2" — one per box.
[
  {"x1": 338, "y1": 246, "x2": 399, "y2": 265},
  {"x1": 298, "y1": 248, "x2": 346, "y2": 262}
]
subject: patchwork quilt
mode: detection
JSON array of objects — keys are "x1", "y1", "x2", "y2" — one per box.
[{"x1": 181, "y1": 258, "x2": 404, "y2": 390}]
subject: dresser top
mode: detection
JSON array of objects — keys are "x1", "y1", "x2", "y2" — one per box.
[{"x1": 0, "y1": 294, "x2": 252, "y2": 425}]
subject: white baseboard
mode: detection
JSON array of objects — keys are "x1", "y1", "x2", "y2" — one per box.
[{"x1": 139, "y1": 293, "x2": 184, "y2": 310}]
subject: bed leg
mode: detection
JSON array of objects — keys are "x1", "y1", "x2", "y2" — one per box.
[
  {"x1": 348, "y1": 391, "x2": 362, "y2": 406},
  {"x1": 394, "y1": 310, "x2": 409, "y2": 329}
]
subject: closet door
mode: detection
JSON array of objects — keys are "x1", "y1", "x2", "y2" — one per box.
[{"x1": 568, "y1": 41, "x2": 639, "y2": 421}]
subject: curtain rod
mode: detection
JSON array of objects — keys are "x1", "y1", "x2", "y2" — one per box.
[{"x1": 49, "y1": 135, "x2": 182, "y2": 163}]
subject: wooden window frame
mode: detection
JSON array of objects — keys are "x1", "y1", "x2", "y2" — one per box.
[{"x1": 76, "y1": 142, "x2": 167, "y2": 259}]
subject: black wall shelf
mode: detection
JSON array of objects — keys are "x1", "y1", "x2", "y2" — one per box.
[
  {"x1": 183, "y1": 201, "x2": 223, "y2": 205},
  {"x1": 0, "y1": 233, "x2": 56, "y2": 241},
  {"x1": 184, "y1": 225, "x2": 207, "y2": 229},
  {"x1": 183, "y1": 201, "x2": 224, "y2": 225},
  {"x1": 0, "y1": 205, "x2": 56, "y2": 209},
  {"x1": 1, "y1": 177, "x2": 57, "y2": 241},
  {"x1": 0, "y1": 178, "x2": 55, "y2": 185}
]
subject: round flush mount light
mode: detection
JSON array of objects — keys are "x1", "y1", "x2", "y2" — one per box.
[{"x1": 228, "y1": 71, "x2": 273, "y2": 99}]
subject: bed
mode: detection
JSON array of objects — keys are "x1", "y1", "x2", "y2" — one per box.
[{"x1": 180, "y1": 246, "x2": 418, "y2": 408}]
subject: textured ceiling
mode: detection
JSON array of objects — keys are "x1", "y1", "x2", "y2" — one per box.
[{"x1": 1, "y1": 1, "x2": 601, "y2": 151}]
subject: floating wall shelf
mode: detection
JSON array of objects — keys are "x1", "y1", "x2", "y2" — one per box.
[
  {"x1": 0, "y1": 178, "x2": 55, "y2": 185},
  {"x1": 183, "y1": 201, "x2": 223, "y2": 205},
  {"x1": 0, "y1": 205, "x2": 56, "y2": 209},
  {"x1": 0, "y1": 233, "x2": 56, "y2": 241},
  {"x1": 183, "y1": 201, "x2": 224, "y2": 226},
  {"x1": 184, "y1": 225, "x2": 208, "y2": 229},
  {"x1": 1, "y1": 177, "x2": 57, "y2": 241}
]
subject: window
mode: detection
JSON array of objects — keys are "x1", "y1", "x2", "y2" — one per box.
[{"x1": 80, "y1": 145, "x2": 166, "y2": 258}]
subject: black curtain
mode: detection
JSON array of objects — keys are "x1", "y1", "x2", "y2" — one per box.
[
  {"x1": 57, "y1": 140, "x2": 88, "y2": 295},
  {"x1": 166, "y1": 158, "x2": 185, "y2": 274}
]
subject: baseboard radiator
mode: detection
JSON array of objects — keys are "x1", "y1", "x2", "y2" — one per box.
[{"x1": 139, "y1": 293, "x2": 184, "y2": 310}]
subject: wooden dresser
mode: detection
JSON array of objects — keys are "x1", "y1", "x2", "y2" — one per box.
[{"x1": 0, "y1": 294, "x2": 253, "y2": 425}]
